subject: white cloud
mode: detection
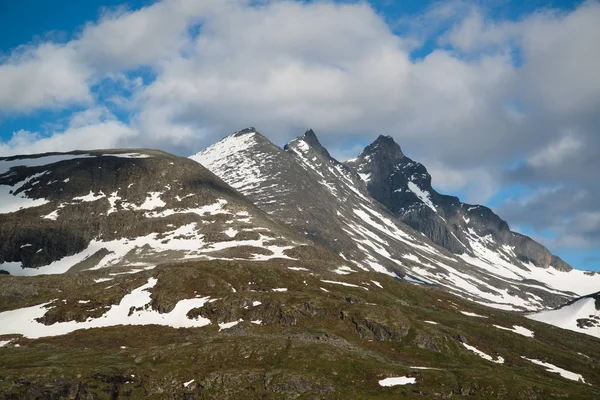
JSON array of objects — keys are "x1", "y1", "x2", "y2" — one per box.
[
  {"x1": 0, "y1": 108, "x2": 137, "y2": 156},
  {"x1": 133, "y1": 0, "x2": 518, "y2": 171},
  {"x1": 527, "y1": 134, "x2": 583, "y2": 168},
  {"x1": 499, "y1": 186, "x2": 599, "y2": 250},
  {"x1": 0, "y1": 0, "x2": 599, "y2": 250},
  {"x1": 0, "y1": 0, "x2": 236, "y2": 113},
  {"x1": 518, "y1": 2, "x2": 600, "y2": 116},
  {"x1": 424, "y1": 161, "x2": 498, "y2": 204},
  {"x1": 72, "y1": 0, "x2": 217, "y2": 70},
  {"x1": 0, "y1": 44, "x2": 92, "y2": 111}
]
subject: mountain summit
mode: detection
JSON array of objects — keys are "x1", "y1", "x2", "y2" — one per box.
[
  {"x1": 346, "y1": 135, "x2": 572, "y2": 272},
  {"x1": 193, "y1": 128, "x2": 600, "y2": 312},
  {"x1": 0, "y1": 148, "x2": 326, "y2": 275},
  {"x1": 1, "y1": 132, "x2": 599, "y2": 398},
  {"x1": 286, "y1": 129, "x2": 333, "y2": 160}
]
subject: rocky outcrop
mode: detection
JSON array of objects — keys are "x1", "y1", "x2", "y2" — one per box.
[
  {"x1": 0, "y1": 149, "x2": 307, "y2": 275},
  {"x1": 346, "y1": 135, "x2": 572, "y2": 272},
  {"x1": 194, "y1": 128, "x2": 596, "y2": 310}
]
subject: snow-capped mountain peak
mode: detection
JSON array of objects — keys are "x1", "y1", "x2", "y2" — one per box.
[
  {"x1": 0, "y1": 149, "x2": 318, "y2": 276},
  {"x1": 194, "y1": 128, "x2": 600, "y2": 312},
  {"x1": 346, "y1": 135, "x2": 574, "y2": 275},
  {"x1": 285, "y1": 129, "x2": 333, "y2": 161}
]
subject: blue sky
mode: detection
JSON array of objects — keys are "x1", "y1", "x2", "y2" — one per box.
[{"x1": 0, "y1": 0, "x2": 599, "y2": 271}]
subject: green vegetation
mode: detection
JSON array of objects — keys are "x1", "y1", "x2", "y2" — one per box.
[{"x1": 1, "y1": 259, "x2": 599, "y2": 398}]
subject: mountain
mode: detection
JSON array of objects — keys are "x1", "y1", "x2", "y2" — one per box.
[
  {"x1": 192, "y1": 128, "x2": 600, "y2": 311},
  {"x1": 193, "y1": 128, "x2": 436, "y2": 280},
  {"x1": 2, "y1": 257, "x2": 600, "y2": 398},
  {"x1": 346, "y1": 135, "x2": 571, "y2": 271},
  {"x1": 528, "y1": 291, "x2": 600, "y2": 339},
  {"x1": 0, "y1": 149, "x2": 338, "y2": 276},
  {"x1": 345, "y1": 135, "x2": 599, "y2": 291},
  {"x1": 1, "y1": 141, "x2": 600, "y2": 398}
]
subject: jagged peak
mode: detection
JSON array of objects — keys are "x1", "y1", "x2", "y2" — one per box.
[
  {"x1": 285, "y1": 129, "x2": 332, "y2": 160},
  {"x1": 375, "y1": 134, "x2": 395, "y2": 143},
  {"x1": 370, "y1": 135, "x2": 404, "y2": 156},
  {"x1": 223, "y1": 127, "x2": 275, "y2": 147},
  {"x1": 303, "y1": 129, "x2": 321, "y2": 147},
  {"x1": 353, "y1": 135, "x2": 404, "y2": 166},
  {"x1": 233, "y1": 127, "x2": 259, "y2": 137}
]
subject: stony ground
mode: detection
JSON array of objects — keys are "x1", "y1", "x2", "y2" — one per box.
[{"x1": 1, "y1": 259, "x2": 599, "y2": 399}]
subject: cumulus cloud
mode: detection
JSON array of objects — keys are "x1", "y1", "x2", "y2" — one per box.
[
  {"x1": 422, "y1": 161, "x2": 498, "y2": 204},
  {"x1": 0, "y1": 0, "x2": 236, "y2": 113},
  {"x1": 0, "y1": 107, "x2": 137, "y2": 155},
  {"x1": 0, "y1": 0, "x2": 599, "y2": 252},
  {"x1": 499, "y1": 185, "x2": 600, "y2": 249},
  {"x1": 0, "y1": 43, "x2": 92, "y2": 111},
  {"x1": 527, "y1": 134, "x2": 584, "y2": 169},
  {"x1": 133, "y1": 0, "x2": 521, "y2": 170}
]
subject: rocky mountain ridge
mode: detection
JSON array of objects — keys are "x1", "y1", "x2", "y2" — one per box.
[
  {"x1": 193, "y1": 128, "x2": 600, "y2": 312},
  {"x1": 0, "y1": 135, "x2": 599, "y2": 398},
  {"x1": 346, "y1": 135, "x2": 571, "y2": 272},
  {"x1": 0, "y1": 149, "x2": 337, "y2": 276}
]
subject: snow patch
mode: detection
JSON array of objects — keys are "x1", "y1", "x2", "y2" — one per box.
[
  {"x1": 218, "y1": 319, "x2": 243, "y2": 331},
  {"x1": 462, "y1": 343, "x2": 504, "y2": 364},
  {"x1": 288, "y1": 267, "x2": 309, "y2": 271},
  {"x1": 406, "y1": 181, "x2": 436, "y2": 212},
  {"x1": 493, "y1": 325, "x2": 534, "y2": 338},
  {"x1": 0, "y1": 278, "x2": 212, "y2": 339},
  {"x1": 321, "y1": 280, "x2": 368, "y2": 290},
  {"x1": 139, "y1": 192, "x2": 165, "y2": 210},
  {"x1": 73, "y1": 191, "x2": 106, "y2": 202},
  {"x1": 105, "y1": 153, "x2": 151, "y2": 159},
  {"x1": 460, "y1": 311, "x2": 488, "y2": 318},
  {"x1": 333, "y1": 266, "x2": 356, "y2": 275},
  {"x1": 0, "y1": 171, "x2": 50, "y2": 213},
  {"x1": 527, "y1": 297, "x2": 600, "y2": 339},
  {"x1": 183, "y1": 379, "x2": 195, "y2": 388},
  {"x1": 370, "y1": 280, "x2": 383, "y2": 289},
  {"x1": 522, "y1": 357, "x2": 585, "y2": 383},
  {"x1": 378, "y1": 377, "x2": 416, "y2": 386},
  {"x1": 358, "y1": 173, "x2": 371, "y2": 183}
]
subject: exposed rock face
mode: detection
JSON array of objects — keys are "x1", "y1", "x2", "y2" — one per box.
[
  {"x1": 193, "y1": 128, "x2": 600, "y2": 311},
  {"x1": 346, "y1": 135, "x2": 572, "y2": 272},
  {"x1": 0, "y1": 149, "x2": 315, "y2": 275},
  {"x1": 193, "y1": 128, "x2": 438, "y2": 280},
  {"x1": 0, "y1": 130, "x2": 593, "y2": 310}
]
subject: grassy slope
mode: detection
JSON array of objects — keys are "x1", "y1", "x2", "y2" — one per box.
[{"x1": 1, "y1": 260, "x2": 599, "y2": 399}]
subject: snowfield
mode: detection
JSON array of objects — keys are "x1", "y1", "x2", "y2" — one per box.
[
  {"x1": 527, "y1": 296, "x2": 600, "y2": 339},
  {"x1": 190, "y1": 129, "x2": 600, "y2": 314},
  {"x1": 522, "y1": 357, "x2": 586, "y2": 383},
  {"x1": 0, "y1": 278, "x2": 212, "y2": 339}
]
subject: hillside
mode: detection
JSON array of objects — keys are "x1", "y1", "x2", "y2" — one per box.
[
  {"x1": 0, "y1": 149, "x2": 339, "y2": 276},
  {"x1": 1, "y1": 259, "x2": 600, "y2": 399},
  {"x1": 192, "y1": 128, "x2": 600, "y2": 311},
  {"x1": 0, "y1": 140, "x2": 598, "y2": 398}
]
